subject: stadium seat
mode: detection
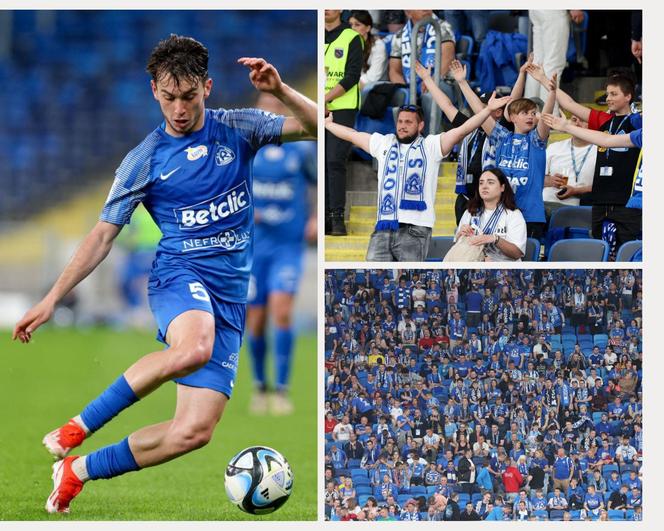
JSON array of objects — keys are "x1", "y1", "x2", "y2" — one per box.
[
  {"x1": 457, "y1": 493, "x2": 470, "y2": 506},
  {"x1": 410, "y1": 486, "x2": 426, "y2": 496},
  {"x1": 549, "y1": 509, "x2": 564, "y2": 520},
  {"x1": 334, "y1": 468, "x2": 350, "y2": 478},
  {"x1": 358, "y1": 494, "x2": 371, "y2": 507},
  {"x1": 427, "y1": 236, "x2": 455, "y2": 261},
  {"x1": 348, "y1": 458, "x2": 361, "y2": 468},
  {"x1": 354, "y1": 476, "x2": 371, "y2": 487},
  {"x1": 549, "y1": 205, "x2": 593, "y2": 232},
  {"x1": 616, "y1": 240, "x2": 642, "y2": 262},
  {"x1": 525, "y1": 237, "x2": 541, "y2": 261},
  {"x1": 569, "y1": 510, "x2": 582, "y2": 520},
  {"x1": 533, "y1": 510, "x2": 548, "y2": 519},
  {"x1": 351, "y1": 469, "x2": 368, "y2": 480},
  {"x1": 593, "y1": 334, "x2": 609, "y2": 346},
  {"x1": 625, "y1": 510, "x2": 635, "y2": 520},
  {"x1": 356, "y1": 486, "x2": 372, "y2": 496},
  {"x1": 548, "y1": 238, "x2": 609, "y2": 262}
]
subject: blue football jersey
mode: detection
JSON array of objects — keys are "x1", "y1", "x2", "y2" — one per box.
[
  {"x1": 100, "y1": 108, "x2": 285, "y2": 303},
  {"x1": 252, "y1": 141, "x2": 316, "y2": 246},
  {"x1": 484, "y1": 122, "x2": 547, "y2": 223}
]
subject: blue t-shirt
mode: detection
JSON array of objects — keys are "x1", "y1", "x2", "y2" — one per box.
[
  {"x1": 484, "y1": 122, "x2": 547, "y2": 223},
  {"x1": 626, "y1": 128, "x2": 642, "y2": 209},
  {"x1": 253, "y1": 141, "x2": 316, "y2": 245},
  {"x1": 101, "y1": 108, "x2": 284, "y2": 303}
]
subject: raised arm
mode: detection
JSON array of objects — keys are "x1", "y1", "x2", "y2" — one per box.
[
  {"x1": 415, "y1": 61, "x2": 458, "y2": 122},
  {"x1": 450, "y1": 60, "x2": 496, "y2": 135},
  {"x1": 541, "y1": 113, "x2": 637, "y2": 148},
  {"x1": 13, "y1": 221, "x2": 122, "y2": 343},
  {"x1": 537, "y1": 73, "x2": 558, "y2": 141},
  {"x1": 506, "y1": 53, "x2": 534, "y2": 120},
  {"x1": 238, "y1": 57, "x2": 317, "y2": 141},
  {"x1": 526, "y1": 62, "x2": 591, "y2": 122},
  {"x1": 441, "y1": 92, "x2": 512, "y2": 155},
  {"x1": 325, "y1": 113, "x2": 372, "y2": 153},
  {"x1": 511, "y1": 52, "x2": 533, "y2": 101}
]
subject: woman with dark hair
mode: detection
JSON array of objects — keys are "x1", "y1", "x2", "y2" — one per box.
[
  {"x1": 455, "y1": 168, "x2": 527, "y2": 261},
  {"x1": 349, "y1": 10, "x2": 387, "y2": 88}
]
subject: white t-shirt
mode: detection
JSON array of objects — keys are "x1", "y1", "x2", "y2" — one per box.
[
  {"x1": 360, "y1": 38, "x2": 388, "y2": 85},
  {"x1": 543, "y1": 138, "x2": 597, "y2": 205},
  {"x1": 456, "y1": 208, "x2": 527, "y2": 261},
  {"x1": 370, "y1": 133, "x2": 445, "y2": 228}
]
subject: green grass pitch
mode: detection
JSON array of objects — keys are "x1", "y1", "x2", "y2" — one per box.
[{"x1": 0, "y1": 327, "x2": 316, "y2": 520}]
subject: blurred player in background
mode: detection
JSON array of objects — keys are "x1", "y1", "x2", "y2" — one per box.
[
  {"x1": 12, "y1": 35, "x2": 316, "y2": 514},
  {"x1": 247, "y1": 93, "x2": 316, "y2": 416}
]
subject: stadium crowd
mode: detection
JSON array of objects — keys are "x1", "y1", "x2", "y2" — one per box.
[
  {"x1": 325, "y1": 9, "x2": 642, "y2": 262},
  {"x1": 324, "y1": 269, "x2": 642, "y2": 521}
]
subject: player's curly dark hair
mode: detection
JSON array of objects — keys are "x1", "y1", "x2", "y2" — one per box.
[{"x1": 146, "y1": 34, "x2": 208, "y2": 86}]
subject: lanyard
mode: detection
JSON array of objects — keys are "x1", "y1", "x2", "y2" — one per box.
[
  {"x1": 468, "y1": 129, "x2": 483, "y2": 167},
  {"x1": 605, "y1": 115, "x2": 630, "y2": 160},
  {"x1": 570, "y1": 141, "x2": 593, "y2": 181}
]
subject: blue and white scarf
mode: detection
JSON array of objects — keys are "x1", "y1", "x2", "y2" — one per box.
[
  {"x1": 400, "y1": 18, "x2": 439, "y2": 94},
  {"x1": 471, "y1": 203, "x2": 506, "y2": 236},
  {"x1": 376, "y1": 137, "x2": 428, "y2": 231}
]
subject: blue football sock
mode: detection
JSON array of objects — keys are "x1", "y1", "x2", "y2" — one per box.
[
  {"x1": 80, "y1": 375, "x2": 139, "y2": 433},
  {"x1": 274, "y1": 327, "x2": 294, "y2": 392},
  {"x1": 248, "y1": 334, "x2": 267, "y2": 389},
  {"x1": 86, "y1": 437, "x2": 140, "y2": 480}
]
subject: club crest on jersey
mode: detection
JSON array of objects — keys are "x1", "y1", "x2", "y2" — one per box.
[
  {"x1": 215, "y1": 144, "x2": 235, "y2": 166},
  {"x1": 185, "y1": 145, "x2": 208, "y2": 161}
]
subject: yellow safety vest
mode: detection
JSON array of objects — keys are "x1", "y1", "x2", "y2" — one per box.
[{"x1": 325, "y1": 28, "x2": 362, "y2": 111}]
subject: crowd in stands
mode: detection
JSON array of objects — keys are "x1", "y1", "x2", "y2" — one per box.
[
  {"x1": 325, "y1": 9, "x2": 642, "y2": 262},
  {"x1": 324, "y1": 269, "x2": 642, "y2": 521}
]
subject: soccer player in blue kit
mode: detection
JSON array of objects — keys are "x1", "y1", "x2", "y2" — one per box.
[
  {"x1": 246, "y1": 93, "x2": 317, "y2": 415},
  {"x1": 12, "y1": 35, "x2": 316, "y2": 514}
]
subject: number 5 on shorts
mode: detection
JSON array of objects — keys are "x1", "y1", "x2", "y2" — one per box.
[{"x1": 189, "y1": 282, "x2": 210, "y2": 302}]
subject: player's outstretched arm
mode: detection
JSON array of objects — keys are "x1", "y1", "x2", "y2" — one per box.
[
  {"x1": 325, "y1": 113, "x2": 371, "y2": 153},
  {"x1": 441, "y1": 92, "x2": 512, "y2": 155},
  {"x1": 12, "y1": 221, "x2": 122, "y2": 343},
  {"x1": 238, "y1": 57, "x2": 317, "y2": 141}
]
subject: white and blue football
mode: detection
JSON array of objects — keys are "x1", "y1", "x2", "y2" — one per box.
[{"x1": 224, "y1": 446, "x2": 293, "y2": 514}]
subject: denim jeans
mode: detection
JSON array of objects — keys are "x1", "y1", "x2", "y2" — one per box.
[{"x1": 366, "y1": 225, "x2": 432, "y2": 261}]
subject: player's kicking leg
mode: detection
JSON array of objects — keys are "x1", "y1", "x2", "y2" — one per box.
[{"x1": 45, "y1": 309, "x2": 215, "y2": 513}]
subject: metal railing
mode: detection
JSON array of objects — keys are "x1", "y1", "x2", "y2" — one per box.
[{"x1": 408, "y1": 16, "x2": 442, "y2": 135}]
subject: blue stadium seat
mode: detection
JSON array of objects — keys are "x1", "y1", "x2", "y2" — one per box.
[
  {"x1": 525, "y1": 237, "x2": 541, "y2": 261},
  {"x1": 548, "y1": 238, "x2": 609, "y2": 262},
  {"x1": 616, "y1": 240, "x2": 642, "y2": 262},
  {"x1": 334, "y1": 468, "x2": 350, "y2": 478},
  {"x1": 358, "y1": 494, "x2": 371, "y2": 507},
  {"x1": 549, "y1": 509, "x2": 564, "y2": 520},
  {"x1": 427, "y1": 236, "x2": 455, "y2": 261},
  {"x1": 410, "y1": 486, "x2": 426, "y2": 496},
  {"x1": 533, "y1": 510, "x2": 548, "y2": 519},
  {"x1": 356, "y1": 485, "x2": 372, "y2": 496},
  {"x1": 348, "y1": 458, "x2": 361, "y2": 468},
  {"x1": 354, "y1": 476, "x2": 371, "y2": 487},
  {"x1": 351, "y1": 468, "x2": 368, "y2": 480},
  {"x1": 625, "y1": 510, "x2": 635, "y2": 520},
  {"x1": 608, "y1": 510, "x2": 624, "y2": 520},
  {"x1": 457, "y1": 493, "x2": 470, "y2": 506}
]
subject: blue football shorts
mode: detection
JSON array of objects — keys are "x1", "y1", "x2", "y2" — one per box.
[
  {"x1": 148, "y1": 273, "x2": 246, "y2": 398},
  {"x1": 248, "y1": 244, "x2": 303, "y2": 306}
]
